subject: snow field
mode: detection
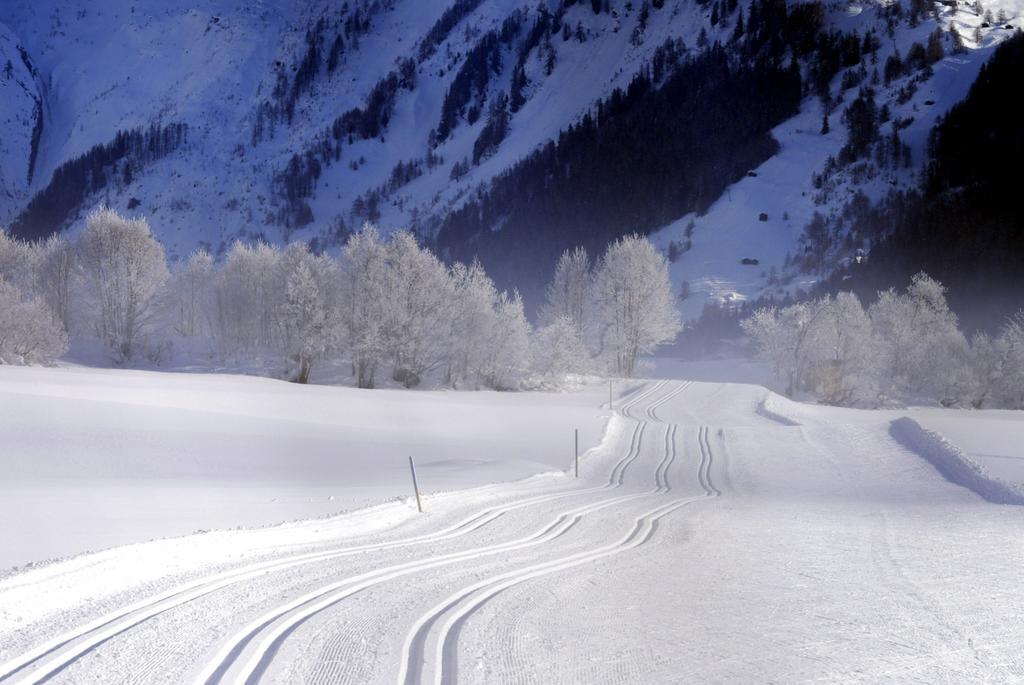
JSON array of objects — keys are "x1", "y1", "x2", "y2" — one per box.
[
  {"x1": 2, "y1": 375, "x2": 1024, "y2": 683},
  {"x1": 456, "y1": 392, "x2": 1024, "y2": 684},
  {"x1": 0, "y1": 365, "x2": 610, "y2": 569},
  {"x1": 891, "y1": 417, "x2": 1024, "y2": 505},
  {"x1": 0, "y1": 380, "x2": 697, "y2": 683},
  {"x1": 911, "y1": 411, "x2": 1024, "y2": 485}
]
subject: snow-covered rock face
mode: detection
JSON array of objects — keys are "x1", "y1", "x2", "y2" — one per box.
[
  {"x1": 0, "y1": 0, "x2": 1020, "y2": 313},
  {"x1": 0, "y1": 21, "x2": 42, "y2": 225},
  {"x1": 1, "y1": 0, "x2": 300, "y2": 245}
]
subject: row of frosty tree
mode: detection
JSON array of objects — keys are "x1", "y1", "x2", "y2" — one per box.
[
  {"x1": 743, "y1": 273, "x2": 1024, "y2": 409},
  {"x1": 0, "y1": 208, "x2": 681, "y2": 388}
]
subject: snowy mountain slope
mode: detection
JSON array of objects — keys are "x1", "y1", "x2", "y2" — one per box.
[
  {"x1": 0, "y1": 0, "x2": 1020, "y2": 316},
  {"x1": 2, "y1": 0, "x2": 709, "y2": 251},
  {"x1": 2, "y1": 1, "x2": 288, "y2": 183},
  {"x1": 0, "y1": 0, "x2": 301, "y2": 238},
  {"x1": 0, "y1": 21, "x2": 42, "y2": 223},
  {"x1": 2, "y1": 377, "x2": 1024, "y2": 682},
  {"x1": 652, "y1": 0, "x2": 1023, "y2": 318}
]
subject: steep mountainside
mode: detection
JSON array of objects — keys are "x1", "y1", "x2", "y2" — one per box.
[
  {"x1": 820, "y1": 30, "x2": 1024, "y2": 331},
  {"x1": 0, "y1": 0, "x2": 1019, "y2": 316},
  {"x1": 0, "y1": 21, "x2": 43, "y2": 219}
]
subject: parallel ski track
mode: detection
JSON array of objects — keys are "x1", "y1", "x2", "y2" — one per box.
[
  {"x1": 0, "y1": 381, "x2": 672, "y2": 685},
  {"x1": 221, "y1": 486, "x2": 655, "y2": 685},
  {"x1": 398, "y1": 420, "x2": 699, "y2": 685},
  {"x1": 619, "y1": 380, "x2": 667, "y2": 419},
  {"x1": 196, "y1": 417, "x2": 669, "y2": 684},
  {"x1": 397, "y1": 411, "x2": 718, "y2": 685},
  {"x1": 208, "y1": 386, "x2": 689, "y2": 685},
  {"x1": 645, "y1": 381, "x2": 693, "y2": 422},
  {"x1": 427, "y1": 497, "x2": 695, "y2": 685},
  {"x1": 696, "y1": 425, "x2": 722, "y2": 498}
]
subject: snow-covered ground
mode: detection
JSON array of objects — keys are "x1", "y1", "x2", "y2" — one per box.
[
  {"x1": 652, "y1": 355, "x2": 1024, "y2": 486},
  {"x1": 0, "y1": 366, "x2": 610, "y2": 570},
  {"x1": 2, "y1": 370, "x2": 1024, "y2": 683},
  {"x1": 910, "y1": 411, "x2": 1024, "y2": 484}
]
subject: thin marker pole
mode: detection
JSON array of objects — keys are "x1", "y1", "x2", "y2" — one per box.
[
  {"x1": 574, "y1": 428, "x2": 579, "y2": 478},
  {"x1": 408, "y1": 456, "x2": 423, "y2": 513},
  {"x1": 609, "y1": 380, "x2": 613, "y2": 411}
]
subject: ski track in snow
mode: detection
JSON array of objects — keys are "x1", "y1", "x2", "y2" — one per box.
[
  {"x1": 3, "y1": 378, "x2": 1024, "y2": 684},
  {"x1": 0, "y1": 380, "x2": 682, "y2": 685},
  {"x1": 203, "y1": 381, "x2": 685, "y2": 685}
]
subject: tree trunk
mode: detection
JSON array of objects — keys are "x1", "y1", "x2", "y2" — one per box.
[{"x1": 295, "y1": 357, "x2": 311, "y2": 384}]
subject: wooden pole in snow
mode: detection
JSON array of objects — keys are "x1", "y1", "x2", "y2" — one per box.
[
  {"x1": 575, "y1": 428, "x2": 579, "y2": 478},
  {"x1": 609, "y1": 380, "x2": 613, "y2": 411},
  {"x1": 408, "y1": 456, "x2": 422, "y2": 513}
]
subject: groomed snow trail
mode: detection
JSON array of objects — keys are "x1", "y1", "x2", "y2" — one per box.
[
  {"x1": 196, "y1": 381, "x2": 696, "y2": 685},
  {"x1": 0, "y1": 380, "x2": 693, "y2": 685},
  {"x1": 3, "y1": 380, "x2": 1024, "y2": 683}
]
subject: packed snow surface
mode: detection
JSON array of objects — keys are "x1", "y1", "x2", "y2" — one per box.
[
  {"x1": 0, "y1": 366, "x2": 608, "y2": 569},
  {"x1": 2, "y1": 371, "x2": 1024, "y2": 683},
  {"x1": 911, "y1": 411, "x2": 1024, "y2": 484}
]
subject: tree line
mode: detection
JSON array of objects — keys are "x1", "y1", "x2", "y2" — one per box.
[
  {"x1": 10, "y1": 123, "x2": 188, "y2": 242},
  {"x1": 0, "y1": 209, "x2": 680, "y2": 388},
  {"x1": 743, "y1": 273, "x2": 1024, "y2": 409}
]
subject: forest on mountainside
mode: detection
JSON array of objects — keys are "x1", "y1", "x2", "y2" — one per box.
[
  {"x1": 821, "y1": 31, "x2": 1024, "y2": 331},
  {"x1": 432, "y1": 0, "x2": 882, "y2": 310},
  {"x1": 435, "y1": 43, "x2": 801, "y2": 309}
]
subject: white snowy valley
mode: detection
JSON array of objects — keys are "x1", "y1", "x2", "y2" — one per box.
[
  {"x1": 2, "y1": 365, "x2": 1024, "y2": 683},
  {"x1": 2, "y1": 0, "x2": 1024, "y2": 680}
]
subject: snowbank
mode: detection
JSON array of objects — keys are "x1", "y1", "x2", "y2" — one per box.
[
  {"x1": 756, "y1": 392, "x2": 802, "y2": 426},
  {"x1": 890, "y1": 417, "x2": 1024, "y2": 505}
]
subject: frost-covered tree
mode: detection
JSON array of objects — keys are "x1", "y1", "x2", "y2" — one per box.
[
  {"x1": 214, "y1": 241, "x2": 282, "y2": 355},
  {"x1": 445, "y1": 260, "x2": 498, "y2": 388},
  {"x1": 745, "y1": 294, "x2": 876, "y2": 403},
  {"x1": 278, "y1": 243, "x2": 338, "y2": 383},
  {"x1": 0, "y1": 277, "x2": 68, "y2": 364},
  {"x1": 869, "y1": 273, "x2": 966, "y2": 401},
  {"x1": 531, "y1": 314, "x2": 594, "y2": 379},
  {"x1": 381, "y1": 231, "x2": 453, "y2": 387},
  {"x1": 995, "y1": 311, "x2": 1024, "y2": 408},
  {"x1": 540, "y1": 246, "x2": 592, "y2": 335},
  {"x1": 742, "y1": 307, "x2": 790, "y2": 390},
  {"x1": 0, "y1": 231, "x2": 77, "y2": 335},
  {"x1": 745, "y1": 274, "x2": 985, "y2": 406},
  {"x1": 814, "y1": 292, "x2": 878, "y2": 405},
  {"x1": 536, "y1": 245, "x2": 603, "y2": 381},
  {"x1": 340, "y1": 224, "x2": 387, "y2": 388},
  {"x1": 967, "y1": 332, "x2": 1007, "y2": 408},
  {"x1": 592, "y1": 235, "x2": 682, "y2": 376},
  {"x1": 479, "y1": 290, "x2": 531, "y2": 389},
  {"x1": 77, "y1": 207, "x2": 170, "y2": 360},
  {"x1": 0, "y1": 229, "x2": 41, "y2": 293},
  {"x1": 37, "y1": 234, "x2": 78, "y2": 334},
  {"x1": 171, "y1": 248, "x2": 215, "y2": 338},
  {"x1": 742, "y1": 297, "x2": 833, "y2": 397}
]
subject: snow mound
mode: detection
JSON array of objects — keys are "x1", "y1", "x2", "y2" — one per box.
[
  {"x1": 756, "y1": 391, "x2": 802, "y2": 426},
  {"x1": 890, "y1": 416, "x2": 1024, "y2": 505}
]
